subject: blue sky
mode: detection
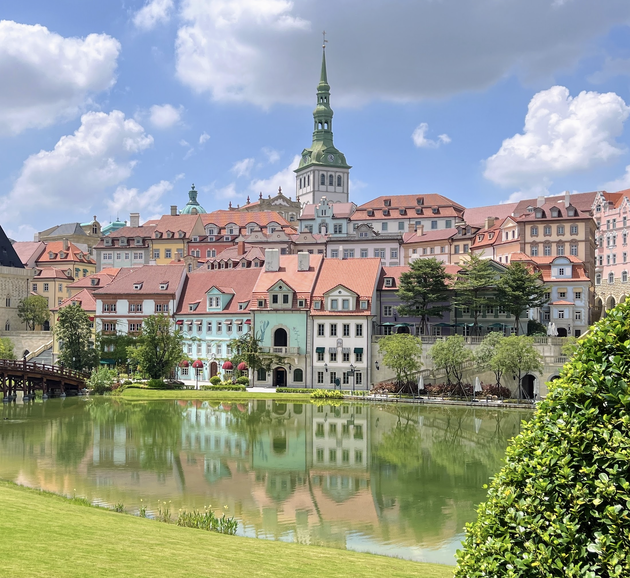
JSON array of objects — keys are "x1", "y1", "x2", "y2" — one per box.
[{"x1": 3, "y1": 0, "x2": 630, "y2": 240}]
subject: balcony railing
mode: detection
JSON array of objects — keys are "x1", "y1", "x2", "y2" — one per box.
[{"x1": 261, "y1": 346, "x2": 300, "y2": 355}]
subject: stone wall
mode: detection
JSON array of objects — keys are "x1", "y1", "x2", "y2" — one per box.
[
  {"x1": 0, "y1": 266, "x2": 34, "y2": 332},
  {"x1": 0, "y1": 331, "x2": 53, "y2": 358}
]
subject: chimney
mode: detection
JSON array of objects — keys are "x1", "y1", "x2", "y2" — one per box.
[
  {"x1": 484, "y1": 216, "x2": 495, "y2": 230},
  {"x1": 338, "y1": 245, "x2": 344, "y2": 260},
  {"x1": 537, "y1": 196, "x2": 545, "y2": 208},
  {"x1": 62, "y1": 238, "x2": 69, "y2": 251},
  {"x1": 297, "y1": 251, "x2": 310, "y2": 272},
  {"x1": 237, "y1": 241, "x2": 245, "y2": 256},
  {"x1": 130, "y1": 213, "x2": 140, "y2": 228},
  {"x1": 416, "y1": 224, "x2": 424, "y2": 236},
  {"x1": 407, "y1": 222, "x2": 415, "y2": 232},
  {"x1": 170, "y1": 205, "x2": 178, "y2": 216},
  {"x1": 564, "y1": 190, "x2": 571, "y2": 208},
  {"x1": 265, "y1": 248, "x2": 280, "y2": 272}
]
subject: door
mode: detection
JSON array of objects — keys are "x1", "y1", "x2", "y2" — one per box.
[
  {"x1": 273, "y1": 367, "x2": 287, "y2": 388},
  {"x1": 210, "y1": 362, "x2": 217, "y2": 377},
  {"x1": 521, "y1": 375, "x2": 535, "y2": 400}
]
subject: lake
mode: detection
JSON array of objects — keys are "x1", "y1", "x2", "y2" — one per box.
[{"x1": 0, "y1": 397, "x2": 532, "y2": 565}]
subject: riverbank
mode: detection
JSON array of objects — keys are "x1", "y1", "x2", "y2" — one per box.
[
  {"x1": 0, "y1": 480, "x2": 453, "y2": 578},
  {"x1": 119, "y1": 388, "x2": 315, "y2": 401}
]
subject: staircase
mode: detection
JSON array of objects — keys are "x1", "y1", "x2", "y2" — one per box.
[{"x1": 27, "y1": 341, "x2": 53, "y2": 364}]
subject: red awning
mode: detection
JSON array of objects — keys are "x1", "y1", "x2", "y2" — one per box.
[
  {"x1": 237, "y1": 362, "x2": 248, "y2": 371},
  {"x1": 179, "y1": 360, "x2": 189, "y2": 367},
  {"x1": 192, "y1": 360, "x2": 204, "y2": 369},
  {"x1": 222, "y1": 361, "x2": 233, "y2": 370},
  {"x1": 244, "y1": 319, "x2": 252, "y2": 324},
  {"x1": 176, "y1": 320, "x2": 184, "y2": 325}
]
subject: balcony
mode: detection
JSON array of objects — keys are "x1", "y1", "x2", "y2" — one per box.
[{"x1": 261, "y1": 346, "x2": 300, "y2": 355}]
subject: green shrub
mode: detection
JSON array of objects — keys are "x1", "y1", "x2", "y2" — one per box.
[
  {"x1": 455, "y1": 301, "x2": 630, "y2": 577},
  {"x1": 201, "y1": 385, "x2": 246, "y2": 392},
  {"x1": 209, "y1": 376, "x2": 222, "y2": 385},
  {"x1": 147, "y1": 378, "x2": 167, "y2": 389},
  {"x1": 177, "y1": 509, "x2": 238, "y2": 535},
  {"x1": 87, "y1": 367, "x2": 116, "y2": 395},
  {"x1": 122, "y1": 379, "x2": 133, "y2": 386},
  {"x1": 235, "y1": 376, "x2": 249, "y2": 386},
  {"x1": 277, "y1": 388, "x2": 312, "y2": 394},
  {"x1": 310, "y1": 389, "x2": 344, "y2": 400}
]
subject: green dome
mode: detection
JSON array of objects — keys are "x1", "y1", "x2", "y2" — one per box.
[{"x1": 180, "y1": 184, "x2": 206, "y2": 215}]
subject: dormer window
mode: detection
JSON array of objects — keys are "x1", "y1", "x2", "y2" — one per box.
[
  {"x1": 48, "y1": 251, "x2": 55, "y2": 259},
  {"x1": 257, "y1": 299, "x2": 265, "y2": 308},
  {"x1": 59, "y1": 251, "x2": 66, "y2": 259},
  {"x1": 399, "y1": 209, "x2": 406, "y2": 215},
  {"x1": 360, "y1": 300, "x2": 368, "y2": 309},
  {"x1": 154, "y1": 232, "x2": 162, "y2": 238},
  {"x1": 488, "y1": 232, "x2": 494, "y2": 240},
  {"x1": 133, "y1": 283, "x2": 143, "y2": 290},
  {"x1": 166, "y1": 231, "x2": 173, "y2": 238},
  {"x1": 298, "y1": 299, "x2": 306, "y2": 308},
  {"x1": 551, "y1": 208, "x2": 561, "y2": 218},
  {"x1": 432, "y1": 207, "x2": 439, "y2": 214},
  {"x1": 477, "y1": 235, "x2": 483, "y2": 241},
  {"x1": 135, "y1": 238, "x2": 142, "y2": 245},
  {"x1": 384, "y1": 277, "x2": 394, "y2": 287},
  {"x1": 104, "y1": 238, "x2": 112, "y2": 246},
  {"x1": 159, "y1": 283, "x2": 168, "y2": 291},
  {"x1": 330, "y1": 298, "x2": 338, "y2": 310},
  {"x1": 188, "y1": 303, "x2": 199, "y2": 311},
  {"x1": 415, "y1": 208, "x2": 423, "y2": 215},
  {"x1": 120, "y1": 238, "x2": 127, "y2": 245},
  {"x1": 383, "y1": 209, "x2": 390, "y2": 216},
  {"x1": 314, "y1": 301, "x2": 321, "y2": 309},
  {"x1": 384, "y1": 199, "x2": 391, "y2": 207},
  {"x1": 416, "y1": 197, "x2": 424, "y2": 205},
  {"x1": 367, "y1": 209, "x2": 374, "y2": 217},
  {"x1": 192, "y1": 236, "x2": 199, "y2": 242},
  {"x1": 178, "y1": 231, "x2": 185, "y2": 238},
  {"x1": 91, "y1": 278, "x2": 98, "y2": 286}
]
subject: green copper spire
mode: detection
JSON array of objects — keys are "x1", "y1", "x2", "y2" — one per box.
[
  {"x1": 180, "y1": 183, "x2": 207, "y2": 215},
  {"x1": 296, "y1": 36, "x2": 350, "y2": 172}
]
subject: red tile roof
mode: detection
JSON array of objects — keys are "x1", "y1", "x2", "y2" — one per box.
[
  {"x1": 154, "y1": 215, "x2": 201, "y2": 236},
  {"x1": 67, "y1": 269, "x2": 128, "y2": 290},
  {"x1": 36, "y1": 241, "x2": 95, "y2": 265},
  {"x1": 52, "y1": 289, "x2": 97, "y2": 312},
  {"x1": 12, "y1": 241, "x2": 46, "y2": 267},
  {"x1": 300, "y1": 202, "x2": 356, "y2": 219},
  {"x1": 512, "y1": 192, "x2": 598, "y2": 216},
  {"x1": 34, "y1": 267, "x2": 73, "y2": 280},
  {"x1": 176, "y1": 268, "x2": 263, "y2": 314},
  {"x1": 94, "y1": 264, "x2": 186, "y2": 295},
  {"x1": 252, "y1": 254, "x2": 324, "y2": 295},
  {"x1": 201, "y1": 211, "x2": 292, "y2": 229},
  {"x1": 312, "y1": 258, "x2": 381, "y2": 300},
  {"x1": 402, "y1": 228, "x2": 458, "y2": 244},
  {"x1": 463, "y1": 203, "x2": 518, "y2": 227}
]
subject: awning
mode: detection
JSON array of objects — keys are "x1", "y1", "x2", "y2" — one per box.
[
  {"x1": 315, "y1": 347, "x2": 325, "y2": 353},
  {"x1": 100, "y1": 359, "x2": 116, "y2": 365},
  {"x1": 434, "y1": 322, "x2": 451, "y2": 328},
  {"x1": 342, "y1": 347, "x2": 351, "y2": 353},
  {"x1": 487, "y1": 322, "x2": 505, "y2": 328},
  {"x1": 395, "y1": 322, "x2": 412, "y2": 327},
  {"x1": 186, "y1": 320, "x2": 193, "y2": 325},
  {"x1": 381, "y1": 322, "x2": 396, "y2": 326},
  {"x1": 195, "y1": 320, "x2": 203, "y2": 325},
  {"x1": 245, "y1": 319, "x2": 252, "y2": 324},
  {"x1": 354, "y1": 348, "x2": 363, "y2": 354},
  {"x1": 176, "y1": 320, "x2": 183, "y2": 325},
  {"x1": 328, "y1": 347, "x2": 337, "y2": 353}
]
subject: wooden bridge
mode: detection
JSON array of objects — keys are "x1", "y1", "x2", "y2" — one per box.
[{"x1": 1, "y1": 359, "x2": 89, "y2": 401}]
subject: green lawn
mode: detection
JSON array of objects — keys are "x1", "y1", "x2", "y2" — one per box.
[
  {"x1": 120, "y1": 388, "x2": 316, "y2": 401},
  {"x1": 0, "y1": 482, "x2": 453, "y2": 578}
]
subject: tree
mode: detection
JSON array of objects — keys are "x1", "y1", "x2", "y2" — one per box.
[
  {"x1": 0, "y1": 337, "x2": 15, "y2": 360},
  {"x1": 56, "y1": 303, "x2": 99, "y2": 371},
  {"x1": 87, "y1": 366, "x2": 116, "y2": 395},
  {"x1": 491, "y1": 335, "x2": 542, "y2": 398},
  {"x1": 229, "y1": 332, "x2": 286, "y2": 387},
  {"x1": 127, "y1": 314, "x2": 184, "y2": 380},
  {"x1": 455, "y1": 300, "x2": 630, "y2": 577},
  {"x1": 454, "y1": 253, "x2": 498, "y2": 336},
  {"x1": 17, "y1": 295, "x2": 50, "y2": 330},
  {"x1": 378, "y1": 333, "x2": 423, "y2": 392},
  {"x1": 397, "y1": 258, "x2": 452, "y2": 335},
  {"x1": 429, "y1": 335, "x2": 472, "y2": 389},
  {"x1": 474, "y1": 332, "x2": 504, "y2": 386},
  {"x1": 496, "y1": 261, "x2": 548, "y2": 335}
]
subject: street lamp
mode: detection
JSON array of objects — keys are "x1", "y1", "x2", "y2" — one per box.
[{"x1": 349, "y1": 364, "x2": 356, "y2": 393}]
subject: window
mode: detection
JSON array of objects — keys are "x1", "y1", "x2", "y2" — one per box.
[
  {"x1": 257, "y1": 299, "x2": 264, "y2": 308},
  {"x1": 355, "y1": 372, "x2": 362, "y2": 386},
  {"x1": 317, "y1": 371, "x2": 324, "y2": 384},
  {"x1": 129, "y1": 303, "x2": 143, "y2": 312},
  {"x1": 282, "y1": 294, "x2": 289, "y2": 304},
  {"x1": 431, "y1": 220, "x2": 438, "y2": 230},
  {"x1": 341, "y1": 299, "x2": 349, "y2": 310},
  {"x1": 32, "y1": 283, "x2": 37, "y2": 292},
  {"x1": 558, "y1": 267, "x2": 565, "y2": 276},
  {"x1": 531, "y1": 226, "x2": 538, "y2": 236},
  {"x1": 272, "y1": 294, "x2": 279, "y2": 304},
  {"x1": 445, "y1": 220, "x2": 452, "y2": 228},
  {"x1": 574, "y1": 291, "x2": 582, "y2": 300},
  {"x1": 330, "y1": 249, "x2": 339, "y2": 259},
  {"x1": 317, "y1": 323, "x2": 325, "y2": 336},
  {"x1": 257, "y1": 368, "x2": 267, "y2": 381},
  {"x1": 330, "y1": 351, "x2": 337, "y2": 362},
  {"x1": 544, "y1": 244, "x2": 552, "y2": 256},
  {"x1": 337, "y1": 175, "x2": 342, "y2": 187},
  {"x1": 103, "y1": 303, "x2": 116, "y2": 312},
  {"x1": 558, "y1": 310, "x2": 565, "y2": 319},
  {"x1": 382, "y1": 222, "x2": 388, "y2": 232},
  {"x1": 165, "y1": 249, "x2": 172, "y2": 259},
  {"x1": 624, "y1": 271, "x2": 629, "y2": 283},
  {"x1": 609, "y1": 272, "x2": 615, "y2": 284},
  {"x1": 596, "y1": 273, "x2": 602, "y2": 285},
  {"x1": 360, "y1": 300, "x2": 368, "y2": 309},
  {"x1": 330, "y1": 299, "x2": 338, "y2": 310},
  {"x1": 360, "y1": 248, "x2": 368, "y2": 258},
  {"x1": 544, "y1": 226, "x2": 552, "y2": 236},
  {"x1": 383, "y1": 305, "x2": 392, "y2": 317},
  {"x1": 390, "y1": 248, "x2": 398, "y2": 259},
  {"x1": 463, "y1": 244, "x2": 469, "y2": 253},
  {"x1": 557, "y1": 225, "x2": 565, "y2": 235},
  {"x1": 329, "y1": 371, "x2": 337, "y2": 385},
  {"x1": 454, "y1": 245, "x2": 460, "y2": 254},
  {"x1": 570, "y1": 225, "x2": 578, "y2": 235},
  {"x1": 43, "y1": 283, "x2": 49, "y2": 292},
  {"x1": 317, "y1": 351, "x2": 324, "y2": 362},
  {"x1": 343, "y1": 249, "x2": 355, "y2": 259},
  {"x1": 294, "y1": 368, "x2": 303, "y2": 382},
  {"x1": 320, "y1": 174, "x2": 325, "y2": 185},
  {"x1": 328, "y1": 174, "x2": 333, "y2": 186},
  {"x1": 355, "y1": 324, "x2": 363, "y2": 337},
  {"x1": 343, "y1": 324, "x2": 350, "y2": 336},
  {"x1": 330, "y1": 324, "x2": 337, "y2": 336},
  {"x1": 333, "y1": 224, "x2": 343, "y2": 234},
  {"x1": 575, "y1": 311, "x2": 582, "y2": 321},
  {"x1": 374, "y1": 248, "x2": 385, "y2": 258},
  {"x1": 570, "y1": 244, "x2": 578, "y2": 256},
  {"x1": 217, "y1": 322, "x2": 222, "y2": 333},
  {"x1": 558, "y1": 291, "x2": 566, "y2": 298},
  {"x1": 531, "y1": 245, "x2": 539, "y2": 256},
  {"x1": 557, "y1": 244, "x2": 565, "y2": 256}
]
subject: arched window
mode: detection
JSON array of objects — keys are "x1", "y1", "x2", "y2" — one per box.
[
  {"x1": 4, "y1": 321, "x2": 9, "y2": 331},
  {"x1": 609, "y1": 272, "x2": 615, "y2": 284},
  {"x1": 294, "y1": 368, "x2": 303, "y2": 382},
  {"x1": 273, "y1": 328, "x2": 288, "y2": 347},
  {"x1": 320, "y1": 174, "x2": 325, "y2": 186},
  {"x1": 596, "y1": 273, "x2": 602, "y2": 285},
  {"x1": 337, "y1": 175, "x2": 342, "y2": 187},
  {"x1": 307, "y1": 175, "x2": 310, "y2": 186},
  {"x1": 328, "y1": 174, "x2": 333, "y2": 186},
  {"x1": 623, "y1": 271, "x2": 628, "y2": 283}
]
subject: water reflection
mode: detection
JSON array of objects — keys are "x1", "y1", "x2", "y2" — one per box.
[{"x1": 0, "y1": 398, "x2": 530, "y2": 565}]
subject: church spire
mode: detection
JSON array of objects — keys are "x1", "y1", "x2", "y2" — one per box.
[{"x1": 320, "y1": 32, "x2": 328, "y2": 86}]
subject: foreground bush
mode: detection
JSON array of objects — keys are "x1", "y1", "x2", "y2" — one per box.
[
  {"x1": 201, "y1": 385, "x2": 246, "y2": 392},
  {"x1": 176, "y1": 509, "x2": 238, "y2": 535},
  {"x1": 277, "y1": 388, "x2": 313, "y2": 394},
  {"x1": 209, "y1": 376, "x2": 222, "y2": 385},
  {"x1": 87, "y1": 367, "x2": 116, "y2": 395},
  {"x1": 455, "y1": 302, "x2": 630, "y2": 577},
  {"x1": 311, "y1": 389, "x2": 343, "y2": 400}
]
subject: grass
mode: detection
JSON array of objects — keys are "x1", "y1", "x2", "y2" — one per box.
[
  {"x1": 120, "y1": 388, "x2": 316, "y2": 401},
  {"x1": 0, "y1": 481, "x2": 453, "y2": 578}
]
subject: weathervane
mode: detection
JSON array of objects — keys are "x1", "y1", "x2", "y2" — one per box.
[{"x1": 322, "y1": 30, "x2": 328, "y2": 49}]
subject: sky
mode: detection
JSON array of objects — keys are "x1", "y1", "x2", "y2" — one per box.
[{"x1": 3, "y1": 1, "x2": 630, "y2": 241}]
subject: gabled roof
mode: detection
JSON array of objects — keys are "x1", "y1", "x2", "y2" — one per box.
[
  {"x1": 9, "y1": 240, "x2": 43, "y2": 268},
  {"x1": 34, "y1": 267, "x2": 73, "y2": 280},
  {"x1": 462, "y1": 203, "x2": 518, "y2": 227},
  {"x1": 378, "y1": 264, "x2": 461, "y2": 290},
  {"x1": 402, "y1": 227, "x2": 458, "y2": 244},
  {"x1": 153, "y1": 215, "x2": 201, "y2": 237},
  {"x1": 312, "y1": 258, "x2": 381, "y2": 300},
  {"x1": 252, "y1": 254, "x2": 324, "y2": 295},
  {"x1": 176, "y1": 268, "x2": 262, "y2": 314},
  {"x1": 39, "y1": 223, "x2": 87, "y2": 238},
  {"x1": 299, "y1": 202, "x2": 356, "y2": 219},
  {"x1": 105, "y1": 225, "x2": 156, "y2": 238},
  {"x1": 35, "y1": 241, "x2": 96, "y2": 265},
  {"x1": 355, "y1": 194, "x2": 465, "y2": 211},
  {"x1": 67, "y1": 269, "x2": 128, "y2": 290},
  {"x1": 52, "y1": 289, "x2": 97, "y2": 313},
  {"x1": 94, "y1": 264, "x2": 186, "y2": 296},
  {"x1": 201, "y1": 211, "x2": 292, "y2": 229},
  {"x1": 512, "y1": 192, "x2": 598, "y2": 217}
]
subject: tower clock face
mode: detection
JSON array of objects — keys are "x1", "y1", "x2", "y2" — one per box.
[{"x1": 327, "y1": 154, "x2": 335, "y2": 162}]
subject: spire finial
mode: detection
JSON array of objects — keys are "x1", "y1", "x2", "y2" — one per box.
[{"x1": 322, "y1": 30, "x2": 327, "y2": 49}]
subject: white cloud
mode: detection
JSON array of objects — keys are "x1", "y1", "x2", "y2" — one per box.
[
  {"x1": 412, "y1": 123, "x2": 451, "y2": 148},
  {"x1": 149, "y1": 104, "x2": 183, "y2": 128},
  {"x1": 231, "y1": 157, "x2": 255, "y2": 178},
  {"x1": 0, "y1": 111, "x2": 153, "y2": 222},
  {"x1": 133, "y1": 0, "x2": 174, "y2": 30},
  {"x1": 199, "y1": 131, "x2": 210, "y2": 144},
  {"x1": 106, "y1": 180, "x2": 173, "y2": 217},
  {"x1": 0, "y1": 21, "x2": 120, "y2": 135},
  {"x1": 174, "y1": 0, "x2": 630, "y2": 107},
  {"x1": 589, "y1": 57, "x2": 630, "y2": 85},
  {"x1": 484, "y1": 86, "x2": 630, "y2": 189},
  {"x1": 262, "y1": 147, "x2": 280, "y2": 164},
  {"x1": 602, "y1": 166, "x2": 630, "y2": 192},
  {"x1": 248, "y1": 155, "x2": 299, "y2": 197}
]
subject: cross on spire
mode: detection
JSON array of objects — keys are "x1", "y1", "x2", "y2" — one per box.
[{"x1": 322, "y1": 30, "x2": 327, "y2": 49}]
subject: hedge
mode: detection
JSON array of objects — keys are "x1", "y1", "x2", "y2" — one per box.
[
  {"x1": 276, "y1": 388, "x2": 313, "y2": 394},
  {"x1": 455, "y1": 301, "x2": 630, "y2": 576},
  {"x1": 201, "y1": 385, "x2": 246, "y2": 392}
]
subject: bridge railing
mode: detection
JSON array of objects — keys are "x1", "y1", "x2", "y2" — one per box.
[{"x1": 0, "y1": 359, "x2": 89, "y2": 380}]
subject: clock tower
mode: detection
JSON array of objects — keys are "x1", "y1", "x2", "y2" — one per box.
[{"x1": 295, "y1": 40, "x2": 351, "y2": 206}]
